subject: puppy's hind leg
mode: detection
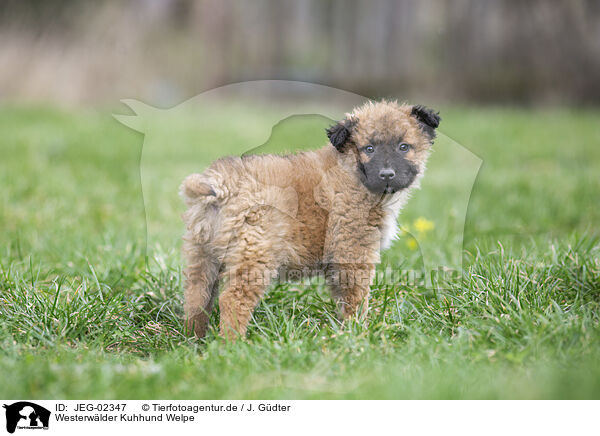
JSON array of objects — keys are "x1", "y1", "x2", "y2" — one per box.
[
  {"x1": 183, "y1": 240, "x2": 221, "y2": 338},
  {"x1": 219, "y1": 259, "x2": 276, "y2": 341}
]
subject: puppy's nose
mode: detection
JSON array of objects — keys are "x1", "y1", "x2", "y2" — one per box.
[{"x1": 379, "y1": 168, "x2": 396, "y2": 181}]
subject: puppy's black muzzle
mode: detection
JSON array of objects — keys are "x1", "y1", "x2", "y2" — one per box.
[{"x1": 379, "y1": 168, "x2": 396, "y2": 181}]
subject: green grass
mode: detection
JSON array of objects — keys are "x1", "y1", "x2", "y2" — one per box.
[{"x1": 1, "y1": 103, "x2": 599, "y2": 399}]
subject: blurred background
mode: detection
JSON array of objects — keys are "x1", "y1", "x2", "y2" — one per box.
[{"x1": 1, "y1": 0, "x2": 599, "y2": 107}]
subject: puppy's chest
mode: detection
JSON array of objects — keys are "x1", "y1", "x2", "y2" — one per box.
[
  {"x1": 379, "y1": 210, "x2": 400, "y2": 250},
  {"x1": 379, "y1": 198, "x2": 405, "y2": 250}
]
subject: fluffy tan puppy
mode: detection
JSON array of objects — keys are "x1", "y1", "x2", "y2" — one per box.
[{"x1": 180, "y1": 100, "x2": 440, "y2": 339}]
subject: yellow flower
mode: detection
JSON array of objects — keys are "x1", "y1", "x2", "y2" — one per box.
[
  {"x1": 413, "y1": 217, "x2": 434, "y2": 234},
  {"x1": 406, "y1": 238, "x2": 418, "y2": 250}
]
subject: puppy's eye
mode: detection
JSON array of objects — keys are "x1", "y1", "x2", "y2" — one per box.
[
  {"x1": 398, "y1": 142, "x2": 410, "y2": 152},
  {"x1": 365, "y1": 145, "x2": 375, "y2": 153}
]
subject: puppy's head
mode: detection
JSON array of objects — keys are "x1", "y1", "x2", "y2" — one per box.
[{"x1": 326, "y1": 100, "x2": 440, "y2": 194}]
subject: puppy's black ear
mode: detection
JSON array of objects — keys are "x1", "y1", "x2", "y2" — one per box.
[
  {"x1": 411, "y1": 105, "x2": 441, "y2": 139},
  {"x1": 326, "y1": 118, "x2": 354, "y2": 152}
]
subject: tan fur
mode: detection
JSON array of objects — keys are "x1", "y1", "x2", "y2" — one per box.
[{"x1": 181, "y1": 100, "x2": 435, "y2": 340}]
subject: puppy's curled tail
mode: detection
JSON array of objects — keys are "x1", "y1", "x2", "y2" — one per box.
[{"x1": 180, "y1": 173, "x2": 217, "y2": 206}]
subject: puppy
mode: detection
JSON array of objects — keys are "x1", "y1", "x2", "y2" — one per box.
[{"x1": 180, "y1": 100, "x2": 440, "y2": 339}]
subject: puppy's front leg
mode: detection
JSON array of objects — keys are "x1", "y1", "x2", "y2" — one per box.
[
  {"x1": 326, "y1": 262, "x2": 375, "y2": 319},
  {"x1": 324, "y1": 210, "x2": 381, "y2": 320}
]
